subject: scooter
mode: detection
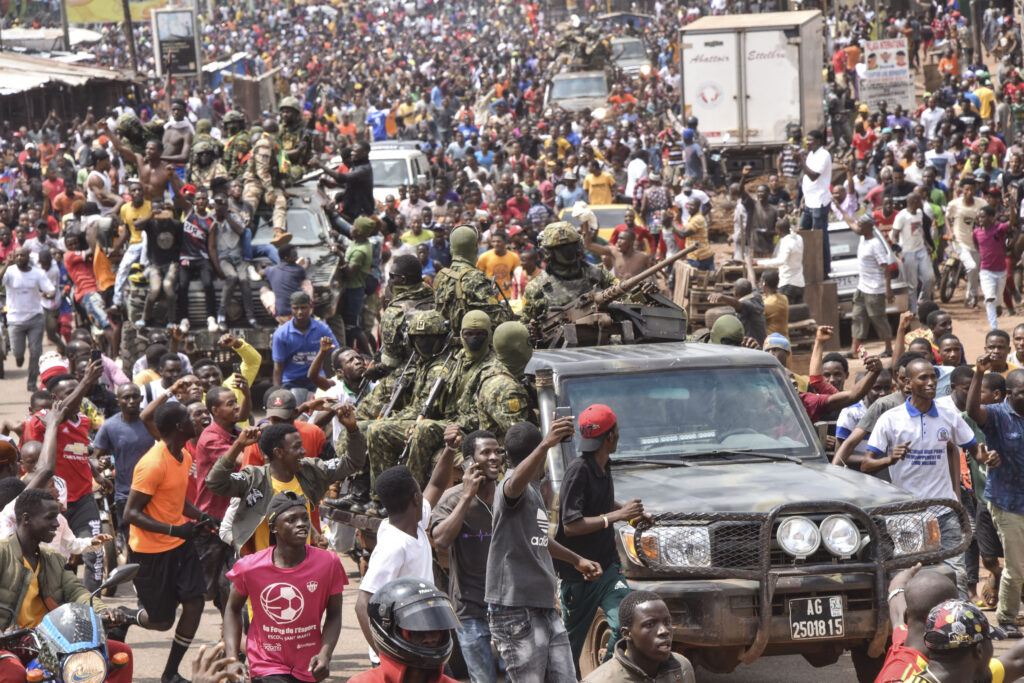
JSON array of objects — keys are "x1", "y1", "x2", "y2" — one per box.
[{"x1": 0, "y1": 563, "x2": 138, "y2": 682}]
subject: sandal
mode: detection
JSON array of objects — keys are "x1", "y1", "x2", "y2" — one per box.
[{"x1": 982, "y1": 582, "x2": 998, "y2": 609}]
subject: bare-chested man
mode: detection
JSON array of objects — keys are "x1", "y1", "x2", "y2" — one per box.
[
  {"x1": 162, "y1": 99, "x2": 194, "y2": 180},
  {"x1": 105, "y1": 129, "x2": 182, "y2": 203}
]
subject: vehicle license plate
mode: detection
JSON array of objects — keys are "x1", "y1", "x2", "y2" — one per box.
[
  {"x1": 789, "y1": 595, "x2": 844, "y2": 640},
  {"x1": 835, "y1": 275, "x2": 858, "y2": 289}
]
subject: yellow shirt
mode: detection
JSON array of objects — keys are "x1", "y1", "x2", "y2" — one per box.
[
  {"x1": 119, "y1": 200, "x2": 151, "y2": 244},
  {"x1": 18, "y1": 558, "x2": 47, "y2": 629},
  {"x1": 584, "y1": 172, "x2": 615, "y2": 206},
  {"x1": 251, "y1": 476, "x2": 310, "y2": 551},
  {"x1": 476, "y1": 250, "x2": 521, "y2": 298},
  {"x1": 686, "y1": 214, "x2": 714, "y2": 260},
  {"x1": 134, "y1": 368, "x2": 160, "y2": 386},
  {"x1": 975, "y1": 86, "x2": 995, "y2": 120},
  {"x1": 764, "y1": 293, "x2": 789, "y2": 338}
]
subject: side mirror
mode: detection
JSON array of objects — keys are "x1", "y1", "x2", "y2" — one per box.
[{"x1": 92, "y1": 563, "x2": 140, "y2": 603}]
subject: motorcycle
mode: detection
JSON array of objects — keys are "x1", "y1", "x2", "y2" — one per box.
[
  {"x1": 0, "y1": 563, "x2": 138, "y2": 682},
  {"x1": 939, "y1": 247, "x2": 965, "y2": 303}
]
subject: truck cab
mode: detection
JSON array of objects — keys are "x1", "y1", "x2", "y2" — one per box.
[
  {"x1": 369, "y1": 141, "x2": 432, "y2": 205},
  {"x1": 546, "y1": 71, "x2": 610, "y2": 113},
  {"x1": 528, "y1": 342, "x2": 967, "y2": 676}
]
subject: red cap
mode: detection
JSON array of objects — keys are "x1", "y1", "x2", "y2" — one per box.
[{"x1": 578, "y1": 404, "x2": 617, "y2": 450}]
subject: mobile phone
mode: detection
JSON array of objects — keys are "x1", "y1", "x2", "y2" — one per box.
[
  {"x1": 90, "y1": 349, "x2": 102, "y2": 363},
  {"x1": 553, "y1": 406, "x2": 573, "y2": 442},
  {"x1": 231, "y1": 363, "x2": 241, "y2": 378}
]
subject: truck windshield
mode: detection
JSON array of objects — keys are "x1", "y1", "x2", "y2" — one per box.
[
  {"x1": 615, "y1": 40, "x2": 646, "y2": 60},
  {"x1": 371, "y1": 158, "x2": 413, "y2": 187},
  {"x1": 561, "y1": 367, "x2": 817, "y2": 459},
  {"x1": 828, "y1": 228, "x2": 860, "y2": 262},
  {"x1": 550, "y1": 76, "x2": 608, "y2": 100}
]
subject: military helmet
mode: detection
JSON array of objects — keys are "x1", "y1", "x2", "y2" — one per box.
[
  {"x1": 222, "y1": 110, "x2": 245, "y2": 125},
  {"x1": 407, "y1": 310, "x2": 447, "y2": 336},
  {"x1": 540, "y1": 221, "x2": 581, "y2": 248},
  {"x1": 192, "y1": 139, "x2": 215, "y2": 155},
  {"x1": 279, "y1": 96, "x2": 301, "y2": 112}
]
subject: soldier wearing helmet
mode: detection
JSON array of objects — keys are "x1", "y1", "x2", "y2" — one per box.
[
  {"x1": 521, "y1": 221, "x2": 615, "y2": 326},
  {"x1": 362, "y1": 310, "x2": 457, "y2": 503},
  {"x1": 433, "y1": 225, "x2": 513, "y2": 331},
  {"x1": 278, "y1": 96, "x2": 310, "y2": 183},
  {"x1": 242, "y1": 119, "x2": 292, "y2": 246},
  {"x1": 187, "y1": 137, "x2": 227, "y2": 188},
  {"x1": 221, "y1": 110, "x2": 251, "y2": 179}
]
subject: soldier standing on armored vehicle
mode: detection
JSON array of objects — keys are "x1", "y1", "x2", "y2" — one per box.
[
  {"x1": 242, "y1": 120, "x2": 292, "y2": 247},
  {"x1": 279, "y1": 96, "x2": 313, "y2": 184}
]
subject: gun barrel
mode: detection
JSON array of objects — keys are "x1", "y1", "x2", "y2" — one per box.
[{"x1": 595, "y1": 248, "x2": 691, "y2": 306}]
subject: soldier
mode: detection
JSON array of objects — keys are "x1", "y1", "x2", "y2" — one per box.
[
  {"x1": 188, "y1": 139, "x2": 228, "y2": 189},
  {"x1": 278, "y1": 96, "x2": 311, "y2": 184},
  {"x1": 433, "y1": 224, "x2": 512, "y2": 330},
  {"x1": 363, "y1": 310, "x2": 454, "y2": 512},
  {"x1": 190, "y1": 119, "x2": 223, "y2": 166},
  {"x1": 241, "y1": 120, "x2": 292, "y2": 247},
  {"x1": 221, "y1": 110, "x2": 250, "y2": 179},
  {"x1": 522, "y1": 221, "x2": 616, "y2": 328},
  {"x1": 378, "y1": 254, "x2": 435, "y2": 371},
  {"x1": 114, "y1": 112, "x2": 149, "y2": 176},
  {"x1": 446, "y1": 310, "x2": 497, "y2": 432},
  {"x1": 477, "y1": 321, "x2": 536, "y2": 439}
]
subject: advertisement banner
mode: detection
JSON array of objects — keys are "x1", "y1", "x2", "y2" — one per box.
[
  {"x1": 860, "y1": 38, "x2": 915, "y2": 112},
  {"x1": 65, "y1": 0, "x2": 171, "y2": 24},
  {"x1": 152, "y1": 7, "x2": 201, "y2": 77}
]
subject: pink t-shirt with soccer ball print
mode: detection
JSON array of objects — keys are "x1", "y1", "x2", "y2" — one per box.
[{"x1": 226, "y1": 545, "x2": 348, "y2": 681}]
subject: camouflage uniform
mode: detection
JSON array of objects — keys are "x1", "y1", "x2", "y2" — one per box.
[
  {"x1": 521, "y1": 221, "x2": 616, "y2": 329},
  {"x1": 433, "y1": 261, "x2": 511, "y2": 331},
  {"x1": 279, "y1": 97, "x2": 309, "y2": 184},
  {"x1": 241, "y1": 130, "x2": 288, "y2": 232},
  {"x1": 221, "y1": 111, "x2": 251, "y2": 179},
  {"x1": 188, "y1": 139, "x2": 228, "y2": 188},
  {"x1": 114, "y1": 112, "x2": 148, "y2": 176},
  {"x1": 476, "y1": 359, "x2": 535, "y2": 439},
  {"x1": 379, "y1": 283, "x2": 434, "y2": 369},
  {"x1": 191, "y1": 119, "x2": 224, "y2": 164}
]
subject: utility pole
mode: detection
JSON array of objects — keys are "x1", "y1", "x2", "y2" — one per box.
[
  {"x1": 120, "y1": 0, "x2": 138, "y2": 73},
  {"x1": 59, "y1": 0, "x2": 71, "y2": 51}
]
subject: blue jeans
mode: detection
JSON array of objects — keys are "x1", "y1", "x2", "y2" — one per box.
[
  {"x1": 114, "y1": 239, "x2": 148, "y2": 306},
  {"x1": 687, "y1": 256, "x2": 715, "y2": 271},
  {"x1": 456, "y1": 617, "x2": 507, "y2": 683},
  {"x1": 939, "y1": 510, "x2": 968, "y2": 600},
  {"x1": 241, "y1": 228, "x2": 280, "y2": 264},
  {"x1": 488, "y1": 606, "x2": 576, "y2": 683},
  {"x1": 800, "y1": 205, "x2": 832, "y2": 277},
  {"x1": 903, "y1": 247, "x2": 934, "y2": 314}
]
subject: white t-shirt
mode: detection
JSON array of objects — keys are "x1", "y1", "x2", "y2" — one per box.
[
  {"x1": 893, "y1": 208, "x2": 926, "y2": 253},
  {"x1": 866, "y1": 398, "x2": 977, "y2": 502},
  {"x1": 360, "y1": 499, "x2": 433, "y2": 595},
  {"x1": 2, "y1": 266, "x2": 55, "y2": 323},
  {"x1": 853, "y1": 175, "x2": 880, "y2": 204},
  {"x1": 857, "y1": 235, "x2": 893, "y2": 295},
  {"x1": 801, "y1": 147, "x2": 833, "y2": 208},
  {"x1": 674, "y1": 188, "x2": 711, "y2": 220}
]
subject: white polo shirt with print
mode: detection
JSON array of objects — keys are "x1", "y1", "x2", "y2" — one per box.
[{"x1": 866, "y1": 398, "x2": 977, "y2": 502}]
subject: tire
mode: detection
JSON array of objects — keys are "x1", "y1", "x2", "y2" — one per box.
[
  {"x1": 580, "y1": 608, "x2": 612, "y2": 678},
  {"x1": 939, "y1": 262, "x2": 960, "y2": 303}
]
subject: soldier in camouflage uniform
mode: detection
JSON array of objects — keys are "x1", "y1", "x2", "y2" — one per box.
[
  {"x1": 364, "y1": 311, "x2": 454, "y2": 508},
  {"x1": 187, "y1": 139, "x2": 228, "y2": 189},
  {"x1": 191, "y1": 119, "x2": 224, "y2": 165},
  {"x1": 522, "y1": 221, "x2": 616, "y2": 342},
  {"x1": 379, "y1": 254, "x2": 434, "y2": 370},
  {"x1": 241, "y1": 119, "x2": 292, "y2": 247},
  {"x1": 221, "y1": 110, "x2": 250, "y2": 179},
  {"x1": 278, "y1": 96, "x2": 311, "y2": 184},
  {"x1": 433, "y1": 224, "x2": 513, "y2": 330},
  {"x1": 477, "y1": 321, "x2": 536, "y2": 439}
]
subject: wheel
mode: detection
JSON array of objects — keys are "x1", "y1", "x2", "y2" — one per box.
[
  {"x1": 580, "y1": 608, "x2": 611, "y2": 678},
  {"x1": 939, "y1": 262, "x2": 960, "y2": 303}
]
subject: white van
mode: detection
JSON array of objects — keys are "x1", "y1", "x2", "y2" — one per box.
[{"x1": 368, "y1": 141, "x2": 432, "y2": 205}]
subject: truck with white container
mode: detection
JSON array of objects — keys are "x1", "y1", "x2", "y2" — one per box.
[{"x1": 679, "y1": 10, "x2": 825, "y2": 172}]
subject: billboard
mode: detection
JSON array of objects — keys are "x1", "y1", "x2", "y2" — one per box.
[
  {"x1": 65, "y1": 0, "x2": 171, "y2": 24},
  {"x1": 860, "y1": 38, "x2": 915, "y2": 112},
  {"x1": 152, "y1": 7, "x2": 201, "y2": 77}
]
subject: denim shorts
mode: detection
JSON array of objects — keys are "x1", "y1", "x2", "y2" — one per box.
[{"x1": 80, "y1": 291, "x2": 110, "y2": 329}]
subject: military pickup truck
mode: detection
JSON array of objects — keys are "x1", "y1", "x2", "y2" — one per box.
[
  {"x1": 121, "y1": 180, "x2": 344, "y2": 375},
  {"x1": 528, "y1": 342, "x2": 968, "y2": 679}
]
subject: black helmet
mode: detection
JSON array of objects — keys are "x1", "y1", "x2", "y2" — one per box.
[
  {"x1": 368, "y1": 578, "x2": 460, "y2": 669},
  {"x1": 685, "y1": 115, "x2": 699, "y2": 129}
]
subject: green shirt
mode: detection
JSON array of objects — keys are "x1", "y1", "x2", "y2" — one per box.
[{"x1": 342, "y1": 241, "x2": 372, "y2": 290}]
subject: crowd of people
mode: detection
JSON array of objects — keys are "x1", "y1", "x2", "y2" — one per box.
[{"x1": 4, "y1": 0, "x2": 1024, "y2": 681}]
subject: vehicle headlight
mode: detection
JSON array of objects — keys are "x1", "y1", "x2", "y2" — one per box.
[
  {"x1": 640, "y1": 63, "x2": 652, "y2": 75},
  {"x1": 62, "y1": 650, "x2": 106, "y2": 683},
  {"x1": 885, "y1": 514, "x2": 941, "y2": 557},
  {"x1": 820, "y1": 515, "x2": 861, "y2": 558},
  {"x1": 777, "y1": 516, "x2": 821, "y2": 559},
  {"x1": 629, "y1": 525, "x2": 711, "y2": 568}
]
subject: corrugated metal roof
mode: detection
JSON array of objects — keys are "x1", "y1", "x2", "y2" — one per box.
[
  {"x1": 0, "y1": 52, "x2": 131, "y2": 96},
  {"x1": 681, "y1": 9, "x2": 821, "y2": 32}
]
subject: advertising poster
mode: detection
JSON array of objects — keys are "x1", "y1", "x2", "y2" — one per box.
[
  {"x1": 152, "y1": 8, "x2": 201, "y2": 77},
  {"x1": 860, "y1": 38, "x2": 915, "y2": 112}
]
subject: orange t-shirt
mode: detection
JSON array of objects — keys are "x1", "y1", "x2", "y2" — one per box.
[
  {"x1": 128, "y1": 441, "x2": 193, "y2": 554},
  {"x1": 240, "y1": 420, "x2": 326, "y2": 468}
]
